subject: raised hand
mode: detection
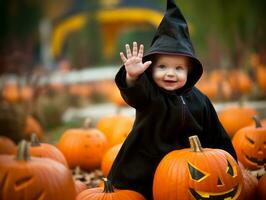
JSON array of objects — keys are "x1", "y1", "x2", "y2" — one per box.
[{"x1": 120, "y1": 42, "x2": 152, "y2": 81}]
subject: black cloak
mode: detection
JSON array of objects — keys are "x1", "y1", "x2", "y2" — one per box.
[{"x1": 107, "y1": 1, "x2": 237, "y2": 199}]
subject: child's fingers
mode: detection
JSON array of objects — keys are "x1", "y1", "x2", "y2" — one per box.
[
  {"x1": 143, "y1": 61, "x2": 152, "y2": 70},
  {"x1": 125, "y1": 44, "x2": 132, "y2": 58},
  {"x1": 120, "y1": 52, "x2": 127, "y2": 63},
  {"x1": 138, "y1": 44, "x2": 144, "y2": 58},
  {"x1": 132, "y1": 41, "x2": 138, "y2": 57}
]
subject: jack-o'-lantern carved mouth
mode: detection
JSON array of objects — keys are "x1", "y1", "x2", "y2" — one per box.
[
  {"x1": 189, "y1": 184, "x2": 240, "y2": 200},
  {"x1": 244, "y1": 152, "x2": 266, "y2": 166}
]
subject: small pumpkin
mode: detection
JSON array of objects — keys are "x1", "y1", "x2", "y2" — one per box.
[
  {"x1": 23, "y1": 115, "x2": 44, "y2": 141},
  {"x1": 232, "y1": 116, "x2": 266, "y2": 170},
  {"x1": 257, "y1": 174, "x2": 266, "y2": 200},
  {"x1": 0, "y1": 140, "x2": 76, "y2": 200},
  {"x1": 256, "y1": 64, "x2": 266, "y2": 92},
  {"x1": 29, "y1": 133, "x2": 68, "y2": 166},
  {"x1": 20, "y1": 85, "x2": 33, "y2": 102},
  {"x1": 153, "y1": 135, "x2": 244, "y2": 200},
  {"x1": 57, "y1": 118, "x2": 108, "y2": 170},
  {"x1": 2, "y1": 82, "x2": 20, "y2": 103},
  {"x1": 218, "y1": 105, "x2": 257, "y2": 137},
  {"x1": 76, "y1": 178, "x2": 146, "y2": 200},
  {"x1": 0, "y1": 136, "x2": 16, "y2": 154},
  {"x1": 101, "y1": 143, "x2": 122, "y2": 177}
]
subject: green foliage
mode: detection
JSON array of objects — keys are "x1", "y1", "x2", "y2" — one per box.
[
  {"x1": 33, "y1": 93, "x2": 71, "y2": 130},
  {"x1": 0, "y1": 101, "x2": 27, "y2": 143},
  {"x1": 167, "y1": 0, "x2": 266, "y2": 67},
  {"x1": 0, "y1": 0, "x2": 42, "y2": 42},
  {"x1": 1, "y1": 0, "x2": 266, "y2": 71},
  {"x1": 114, "y1": 26, "x2": 157, "y2": 63},
  {"x1": 45, "y1": 120, "x2": 82, "y2": 144}
]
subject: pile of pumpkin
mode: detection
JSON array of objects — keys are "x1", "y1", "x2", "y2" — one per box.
[
  {"x1": 0, "y1": 105, "x2": 265, "y2": 200},
  {"x1": 195, "y1": 64, "x2": 266, "y2": 101}
]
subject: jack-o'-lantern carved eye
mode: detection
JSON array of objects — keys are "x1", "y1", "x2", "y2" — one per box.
[
  {"x1": 226, "y1": 160, "x2": 235, "y2": 177},
  {"x1": 188, "y1": 162, "x2": 208, "y2": 182},
  {"x1": 245, "y1": 135, "x2": 255, "y2": 144}
]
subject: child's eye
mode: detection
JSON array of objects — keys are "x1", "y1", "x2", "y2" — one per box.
[
  {"x1": 175, "y1": 66, "x2": 183, "y2": 70},
  {"x1": 157, "y1": 65, "x2": 166, "y2": 70}
]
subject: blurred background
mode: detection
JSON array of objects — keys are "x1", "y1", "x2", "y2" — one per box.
[{"x1": 0, "y1": 0, "x2": 266, "y2": 144}]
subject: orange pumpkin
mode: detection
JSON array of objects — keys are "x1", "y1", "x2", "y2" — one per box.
[
  {"x1": 232, "y1": 116, "x2": 266, "y2": 170},
  {"x1": 0, "y1": 140, "x2": 76, "y2": 200},
  {"x1": 257, "y1": 174, "x2": 266, "y2": 200},
  {"x1": 96, "y1": 115, "x2": 120, "y2": 140},
  {"x1": 109, "y1": 116, "x2": 134, "y2": 147},
  {"x1": 106, "y1": 82, "x2": 127, "y2": 107},
  {"x1": 256, "y1": 64, "x2": 266, "y2": 91},
  {"x1": 2, "y1": 82, "x2": 20, "y2": 103},
  {"x1": 0, "y1": 136, "x2": 16, "y2": 154},
  {"x1": 68, "y1": 83, "x2": 92, "y2": 98},
  {"x1": 196, "y1": 80, "x2": 217, "y2": 100},
  {"x1": 218, "y1": 105, "x2": 257, "y2": 138},
  {"x1": 228, "y1": 69, "x2": 253, "y2": 95},
  {"x1": 153, "y1": 135, "x2": 243, "y2": 200},
  {"x1": 29, "y1": 134, "x2": 68, "y2": 166},
  {"x1": 20, "y1": 85, "x2": 33, "y2": 102},
  {"x1": 101, "y1": 143, "x2": 122, "y2": 177},
  {"x1": 96, "y1": 115, "x2": 134, "y2": 147},
  {"x1": 23, "y1": 115, "x2": 44, "y2": 141},
  {"x1": 249, "y1": 53, "x2": 260, "y2": 68},
  {"x1": 76, "y1": 178, "x2": 145, "y2": 200},
  {"x1": 57, "y1": 119, "x2": 108, "y2": 170},
  {"x1": 196, "y1": 76, "x2": 232, "y2": 101}
]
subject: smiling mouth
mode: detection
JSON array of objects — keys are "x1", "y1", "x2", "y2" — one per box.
[
  {"x1": 244, "y1": 153, "x2": 266, "y2": 166},
  {"x1": 189, "y1": 184, "x2": 240, "y2": 200},
  {"x1": 164, "y1": 80, "x2": 177, "y2": 84}
]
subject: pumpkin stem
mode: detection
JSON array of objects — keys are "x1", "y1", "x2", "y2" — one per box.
[
  {"x1": 189, "y1": 135, "x2": 203, "y2": 152},
  {"x1": 252, "y1": 115, "x2": 262, "y2": 128},
  {"x1": 102, "y1": 178, "x2": 114, "y2": 193},
  {"x1": 30, "y1": 133, "x2": 41, "y2": 146},
  {"x1": 84, "y1": 118, "x2": 92, "y2": 129},
  {"x1": 16, "y1": 140, "x2": 30, "y2": 161}
]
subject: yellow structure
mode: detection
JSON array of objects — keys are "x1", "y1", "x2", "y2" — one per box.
[{"x1": 52, "y1": 8, "x2": 164, "y2": 59}]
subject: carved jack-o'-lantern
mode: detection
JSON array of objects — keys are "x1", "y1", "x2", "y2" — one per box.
[
  {"x1": 153, "y1": 135, "x2": 243, "y2": 200},
  {"x1": 232, "y1": 116, "x2": 266, "y2": 170},
  {"x1": 0, "y1": 140, "x2": 76, "y2": 200}
]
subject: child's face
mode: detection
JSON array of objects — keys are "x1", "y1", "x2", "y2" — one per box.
[{"x1": 152, "y1": 54, "x2": 189, "y2": 91}]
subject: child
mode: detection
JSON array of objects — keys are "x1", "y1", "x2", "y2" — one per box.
[{"x1": 107, "y1": 0, "x2": 237, "y2": 199}]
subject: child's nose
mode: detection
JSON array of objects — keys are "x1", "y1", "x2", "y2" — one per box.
[{"x1": 165, "y1": 69, "x2": 176, "y2": 76}]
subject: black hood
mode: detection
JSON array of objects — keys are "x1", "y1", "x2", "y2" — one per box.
[{"x1": 143, "y1": 0, "x2": 203, "y2": 94}]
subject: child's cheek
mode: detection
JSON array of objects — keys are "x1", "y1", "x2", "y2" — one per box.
[{"x1": 176, "y1": 71, "x2": 187, "y2": 80}]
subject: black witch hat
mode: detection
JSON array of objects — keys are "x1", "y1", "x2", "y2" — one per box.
[{"x1": 143, "y1": 0, "x2": 203, "y2": 91}]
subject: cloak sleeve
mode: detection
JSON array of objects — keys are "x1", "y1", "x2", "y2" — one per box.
[
  {"x1": 202, "y1": 96, "x2": 238, "y2": 161},
  {"x1": 115, "y1": 66, "x2": 154, "y2": 110}
]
